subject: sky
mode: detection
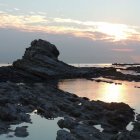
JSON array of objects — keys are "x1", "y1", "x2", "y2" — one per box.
[{"x1": 0, "y1": 0, "x2": 140, "y2": 63}]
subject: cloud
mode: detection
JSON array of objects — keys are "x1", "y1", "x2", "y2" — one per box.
[
  {"x1": 54, "y1": 18, "x2": 140, "y2": 41},
  {"x1": 14, "y1": 8, "x2": 20, "y2": 11},
  {"x1": 0, "y1": 13, "x2": 47, "y2": 26},
  {"x1": 0, "y1": 11, "x2": 140, "y2": 42},
  {"x1": 29, "y1": 11, "x2": 36, "y2": 14},
  {"x1": 37, "y1": 12, "x2": 47, "y2": 15}
]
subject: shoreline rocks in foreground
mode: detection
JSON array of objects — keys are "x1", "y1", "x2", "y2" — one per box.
[
  {"x1": 0, "y1": 81, "x2": 136, "y2": 139},
  {"x1": 0, "y1": 39, "x2": 140, "y2": 140}
]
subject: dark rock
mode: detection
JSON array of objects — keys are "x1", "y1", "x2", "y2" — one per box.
[
  {"x1": 0, "y1": 105, "x2": 18, "y2": 121},
  {"x1": 0, "y1": 81, "x2": 136, "y2": 139},
  {"x1": 133, "y1": 121, "x2": 140, "y2": 131},
  {"x1": 112, "y1": 131, "x2": 131, "y2": 140},
  {"x1": 136, "y1": 114, "x2": 140, "y2": 121},
  {"x1": 57, "y1": 130, "x2": 77, "y2": 140},
  {"x1": 126, "y1": 66, "x2": 140, "y2": 73},
  {"x1": 13, "y1": 39, "x2": 79, "y2": 78},
  {"x1": 0, "y1": 39, "x2": 139, "y2": 82},
  {"x1": 82, "y1": 97, "x2": 89, "y2": 100},
  {"x1": 58, "y1": 117, "x2": 78, "y2": 130},
  {"x1": 70, "y1": 124, "x2": 110, "y2": 140},
  {"x1": 130, "y1": 130, "x2": 140, "y2": 139},
  {"x1": 15, "y1": 126, "x2": 29, "y2": 137},
  {"x1": 30, "y1": 39, "x2": 60, "y2": 59}
]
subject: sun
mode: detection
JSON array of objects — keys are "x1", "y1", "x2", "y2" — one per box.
[{"x1": 97, "y1": 22, "x2": 129, "y2": 41}]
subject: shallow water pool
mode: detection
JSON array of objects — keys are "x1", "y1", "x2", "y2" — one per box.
[
  {"x1": 58, "y1": 78, "x2": 140, "y2": 113},
  {"x1": 0, "y1": 113, "x2": 62, "y2": 140}
]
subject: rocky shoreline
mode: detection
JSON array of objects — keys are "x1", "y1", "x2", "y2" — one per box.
[
  {"x1": 0, "y1": 39, "x2": 140, "y2": 83},
  {"x1": 0, "y1": 39, "x2": 140, "y2": 140}
]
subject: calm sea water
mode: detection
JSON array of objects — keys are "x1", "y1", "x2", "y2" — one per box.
[
  {"x1": 70, "y1": 63, "x2": 112, "y2": 67},
  {"x1": 0, "y1": 64, "x2": 11, "y2": 67},
  {"x1": 59, "y1": 64, "x2": 140, "y2": 113},
  {"x1": 1, "y1": 114, "x2": 62, "y2": 140},
  {"x1": 59, "y1": 79, "x2": 140, "y2": 112},
  {"x1": 0, "y1": 63, "x2": 140, "y2": 139}
]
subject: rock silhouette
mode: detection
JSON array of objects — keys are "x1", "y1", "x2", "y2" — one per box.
[
  {"x1": 13, "y1": 39, "x2": 85, "y2": 78},
  {"x1": 0, "y1": 39, "x2": 139, "y2": 82}
]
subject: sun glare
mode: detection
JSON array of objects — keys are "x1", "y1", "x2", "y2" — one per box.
[
  {"x1": 97, "y1": 23, "x2": 129, "y2": 41},
  {"x1": 101, "y1": 84, "x2": 124, "y2": 102}
]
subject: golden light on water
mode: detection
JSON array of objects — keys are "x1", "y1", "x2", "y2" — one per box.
[
  {"x1": 59, "y1": 79, "x2": 127, "y2": 103},
  {"x1": 59, "y1": 79, "x2": 140, "y2": 112},
  {"x1": 99, "y1": 84, "x2": 125, "y2": 102}
]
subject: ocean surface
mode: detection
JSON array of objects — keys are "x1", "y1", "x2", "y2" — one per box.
[
  {"x1": 0, "y1": 64, "x2": 11, "y2": 67},
  {"x1": 59, "y1": 63, "x2": 140, "y2": 113},
  {"x1": 0, "y1": 63, "x2": 140, "y2": 140}
]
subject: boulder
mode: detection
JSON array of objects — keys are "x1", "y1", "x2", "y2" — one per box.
[
  {"x1": 15, "y1": 126, "x2": 29, "y2": 137},
  {"x1": 24, "y1": 39, "x2": 60, "y2": 60},
  {"x1": 57, "y1": 130, "x2": 77, "y2": 140},
  {"x1": 13, "y1": 39, "x2": 79, "y2": 78}
]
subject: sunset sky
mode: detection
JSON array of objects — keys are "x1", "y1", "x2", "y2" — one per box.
[{"x1": 0, "y1": 0, "x2": 140, "y2": 63}]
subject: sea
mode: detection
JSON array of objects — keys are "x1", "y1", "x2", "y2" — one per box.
[
  {"x1": 0, "y1": 63, "x2": 140, "y2": 140},
  {"x1": 59, "y1": 63, "x2": 140, "y2": 113}
]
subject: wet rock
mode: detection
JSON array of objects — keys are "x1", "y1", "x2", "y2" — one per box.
[
  {"x1": 136, "y1": 114, "x2": 140, "y2": 121},
  {"x1": 113, "y1": 131, "x2": 131, "y2": 140},
  {"x1": 13, "y1": 39, "x2": 80, "y2": 78},
  {"x1": 37, "y1": 107, "x2": 55, "y2": 119},
  {"x1": 130, "y1": 131, "x2": 140, "y2": 139},
  {"x1": 133, "y1": 121, "x2": 140, "y2": 131},
  {"x1": 58, "y1": 117, "x2": 78, "y2": 130},
  {"x1": 0, "y1": 105, "x2": 18, "y2": 121},
  {"x1": 70, "y1": 123, "x2": 111, "y2": 140},
  {"x1": 57, "y1": 130, "x2": 77, "y2": 140},
  {"x1": 126, "y1": 66, "x2": 140, "y2": 73},
  {"x1": 0, "y1": 122, "x2": 10, "y2": 135},
  {"x1": 15, "y1": 126, "x2": 29, "y2": 137},
  {"x1": 0, "y1": 81, "x2": 136, "y2": 139}
]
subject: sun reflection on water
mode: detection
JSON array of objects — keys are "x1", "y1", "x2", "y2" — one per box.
[
  {"x1": 99, "y1": 84, "x2": 125, "y2": 103},
  {"x1": 59, "y1": 79, "x2": 140, "y2": 112}
]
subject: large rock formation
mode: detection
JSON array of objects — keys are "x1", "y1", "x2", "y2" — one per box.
[
  {"x1": 13, "y1": 39, "x2": 84, "y2": 79},
  {"x1": 0, "y1": 39, "x2": 140, "y2": 82}
]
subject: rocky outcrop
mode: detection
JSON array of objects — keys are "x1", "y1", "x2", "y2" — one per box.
[
  {"x1": 126, "y1": 66, "x2": 140, "y2": 73},
  {"x1": 0, "y1": 39, "x2": 139, "y2": 82},
  {"x1": 13, "y1": 39, "x2": 83, "y2": 79}
]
